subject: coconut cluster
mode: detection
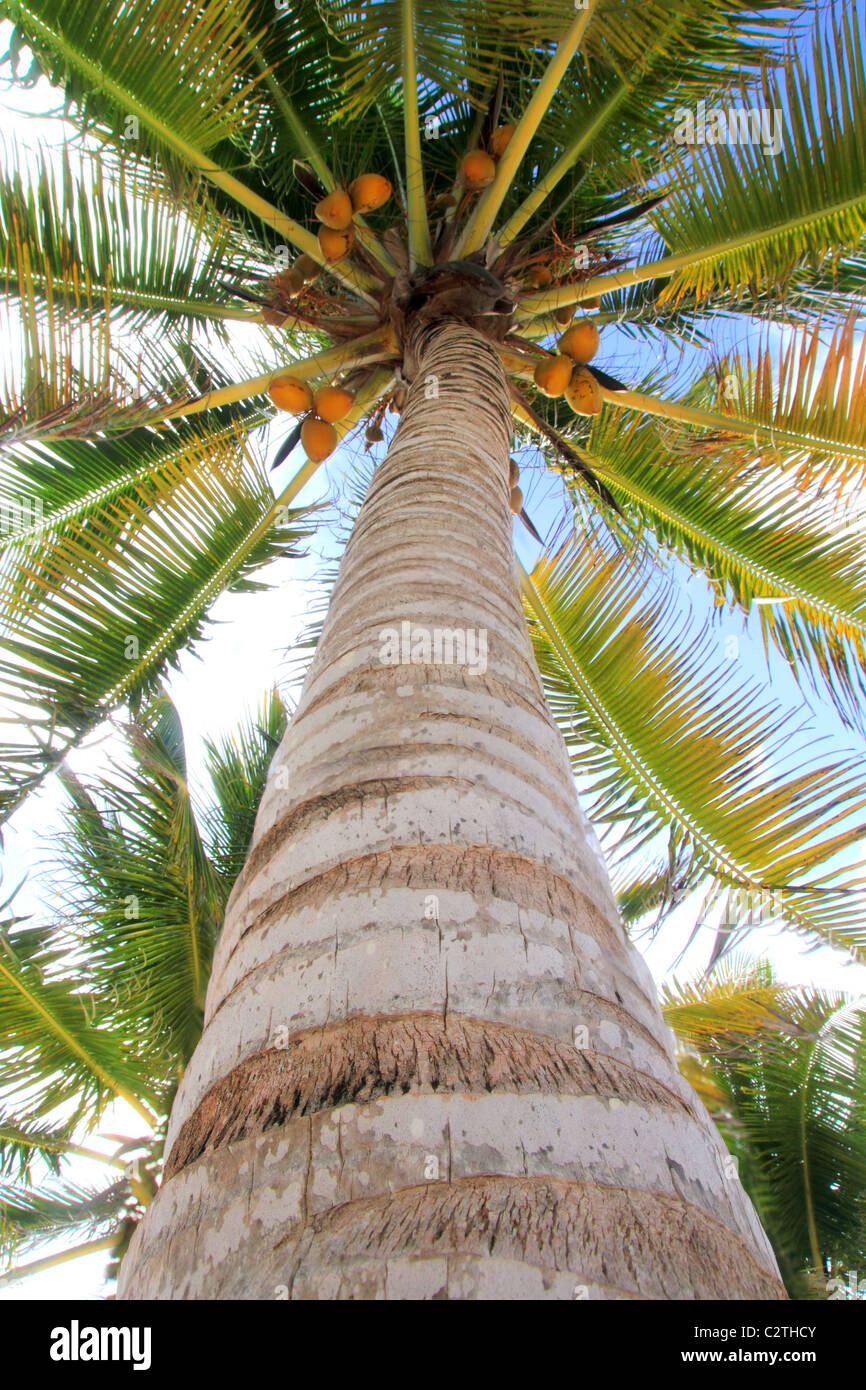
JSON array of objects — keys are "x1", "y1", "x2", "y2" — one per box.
[
  {"x1": 533, "y1": 319, "x2": 602, "y2": 416},
  {"x1": 314, "y1": 175, "x2": 393, "y2": 261},
  {"x1": 459, "y1": 124, "x2": 515, "y2": 190},
  {"x1": 267, "y1": 377, "x2": 356, "y2": 460}
]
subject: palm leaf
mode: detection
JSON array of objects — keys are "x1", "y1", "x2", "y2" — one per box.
[
  {"x1": 663, "y1": 960, "x2": 866, "y2": 1285},
  {"x1": 579, "y1": 401, "x2": 866, "y2": 732},
  {"x1": 0, "y1": 145, "x2": 265, "y2": 332},
  {"x1": 200, "y1": 688, "x2": 289, "y2": 886},
  {"x1": 521, "y1": 530, "x2": 866, "y2": 953},
  {"x1": 0, "y1": 418, "x2": 311, "y2": 821},
  {"x1": 0, "y1": 1175, "x2": 128, "y2": 1261},
  {"x1": 56, "y1": 699, "x2": 225, "y2": 1064},
  {"x1": 0, "y1": 923, "x2": 157, "y2": 1125},
  {"x1": 9, "y1": 0, "x2": 264, "y2": 157},
  {"x1": 518, "y1": 16, "x2": 866, "y2": 319}
]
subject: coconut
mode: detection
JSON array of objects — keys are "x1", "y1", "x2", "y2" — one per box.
[
  {"x1": 349, "y1": 173, "x2": 392, "y2": 213},
  {"x1": 294, "y1": 253, "x2": 320, "y2": 282},
  {"x1": 268, "y1": 376, "x2": 313, "y2": 413},
  {"x1": 565, "y1": 366, "x2": 602, "y2": 417},
  {"x1": 554, "y1": 304, "x2": 575, "y2": 327},
  {"x1": 301, "y1": 416, "x2": 339, "y2": 461},
  {"x1": 558, "y1": 319, "x2": 600, "y2": 363},
  {"x1": 460, "y1": 150, "x2": 496, "y2": 189},
  {"x1": 583, "y1": 296, "x2": 602, "y2": 311},
  {"x1": 275, "y1": 266, "x2": 305, "y2": 294},
  {"x1": 314, "y1": 385, "x2": 355, "y2": 423},
  {"x1": 533, "y1": 354, "x2": 573, "y2": 398},
  {"x1": 314, "y1": 190, "x2": 354, "y2": 230},
  {"x1": 509, "y1": 485, "x2": 523, "y2": 514},
  {"x1": 527, "y1": 264, "x2": 552, "y2": 289},
  {"x1": 509, "y1": 457, "x2": 520, "y2": 486},
  {"x1": 489, "y1": 124, "x2": 515, "y2": 158},
  {"x1": 318, "y1": 225, "x2": 355, "y2": 261}
]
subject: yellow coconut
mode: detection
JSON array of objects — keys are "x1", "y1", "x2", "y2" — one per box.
[
  {"x1": 301, "y1": 416, "x2": 339, "y2": 461},
  {"x1": 509, "y1": 485, "x2": 524, "y2": 514},
  {"x1": 294, "y1": 253, "x2": 320, "y2": 282},
  {"x1": 489, "y1": 124, "x2": 515, "y2": 158},
  {"x1": 314, "y1": 385, "x2": 355, "y2": 424},
  {"x1": 460, "y1": 150, "x2": 496, "y2": 189},
  {"x1": 565, "y1": 366, "x2": 602, "y2": 417},
  {"x1": 318, "y1": 225, "x2": 355, "y2": 261},
  {"x1": 533, "y1": 354, "x2": 574, "y2": 398},
  {"x1": 527, "y1": 264, "x2": 552, "y2": 289},
  {"x1": 268, "y1": 376, "x2": 313, "y2": 414},
  {"x1": 509, "y1": 457, "x2": 520, "y2": 486},
  {"x1": 349, "y1": 173, "x2": 392, "y2": 213},
  {"x1": 558, "y1": 319, "x2": 600, "y2": 363},
  {"x1": 315, "y1": 189, "x2": 354, "y2": 230}
]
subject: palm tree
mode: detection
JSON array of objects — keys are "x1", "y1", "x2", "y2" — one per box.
[
  {"x1": 1, "y1": 0, "x2": 864, "y2": 1298},
  {"x1": 663, "y1": 961, "x2": 866, "y2": 1299},
  {"x1": 4, "y1": 703, "x2": 863, "y2": 1297},
  {"x1": 0, "y1": 691, "x2": 287, "y2": 1286},
  {"x1": 3, "y1": 703, "x2": 863, "y2": 1297}
]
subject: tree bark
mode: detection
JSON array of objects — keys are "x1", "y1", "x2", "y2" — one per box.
[{"x1": 119, "y1": 320, "x2": 785, "y2": 1300}]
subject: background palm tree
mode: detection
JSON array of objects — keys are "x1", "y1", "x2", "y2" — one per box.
[
  {"x1": 0, "y1": 0, "x2": 864, "y2": 1297},
  {"x1": 0, "y1": 691, "x2": 287, "y2": 1287}
]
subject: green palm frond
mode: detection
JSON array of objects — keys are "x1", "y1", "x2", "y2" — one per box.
[
  {"x1": 56, "y1": 699, "x2": 225, "y2": 1065},
  {"x1": 602, "y1": 316, "x2": 866, "y2": 482},
  {"x1": 0, "y1": 145, "x2": 265, "y2": 331},
  {"x1": 201, "y1": 688, "x2": 288, "y2": 885},
  {"x1": 0, "y1": 1108, "x2": 127, "y2": 1181},
  {"x1": 0, "y1": 923, "x2": 157, "y2": 1126},
  {"x1": 653, "y1": 18, "x2": 866, "y2": 305},
  {"x1": 0, "y1": 419, "x2": 311, "y2": 821},
  {"x1": 8, "y1": 0, "x2": 264, "y2": 160},
  {"x1": 5, "y1": 0, "x2": 379, "y2": 298},
  {"x1": 663, "y1": 960, "x2": 866, "y2": 1287},
  {"x1": 0, "y1": 1111, "x2": 72, "y2": 1177},
  {"x1": 0, "y1": 1175, "x2": 128, "y2": 1260},
  {"x1": 0, "y1": 251, "x2": 251, "y2": 444},
  {"x1": 521, "y1": 531, "x2": 866, "y2": 953},
  {"x1": 322, "y1": 0, "x2": 793, "y2": 125},
  {"x1": 517, "y1": 16, "x2": 866, "y2": 320},
  {"x1": 578, "y1": 401, "x2": 866, "y2": 732}
]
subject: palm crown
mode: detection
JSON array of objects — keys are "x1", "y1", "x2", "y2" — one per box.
[{"x1": 0, "y1": 4, "x2": 865, "y2": 1053}]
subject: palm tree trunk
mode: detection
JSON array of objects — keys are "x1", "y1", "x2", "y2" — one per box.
[{"x1": 119, "y1": 320, "x2": 785, "y2": 1300}]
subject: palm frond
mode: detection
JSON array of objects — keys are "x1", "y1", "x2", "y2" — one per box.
[
  {"x1": 663, "y1": 960, "x2": 866, "y2": 1283},
  {"x1": 521, "y1": 530, "x2": 866, "y2": 953},
  {"x1": 0, "y1": 419, "x2": 312, "y2": 821},
  {"x1": 9, "y1": 0, "x2": 264, "y2": 157},
  {"x1": 0, "y1": 144, "x2": 265, "y2": 333},
  {"x1": 579, "y1": 400, "x2": 866, "y2": 732},
  {"x1": 55, "y1": 699, "x2": 225, "y2": 1065},
  {"x1": 518, "y1": 16, "x2": 866, "y2": 319},
  {"x1": 201, "y1": 688, "x2": 289, "y2": 886},
  {"x1": 0, "y1": 923, "x2": 157, "y2": 1125}
]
